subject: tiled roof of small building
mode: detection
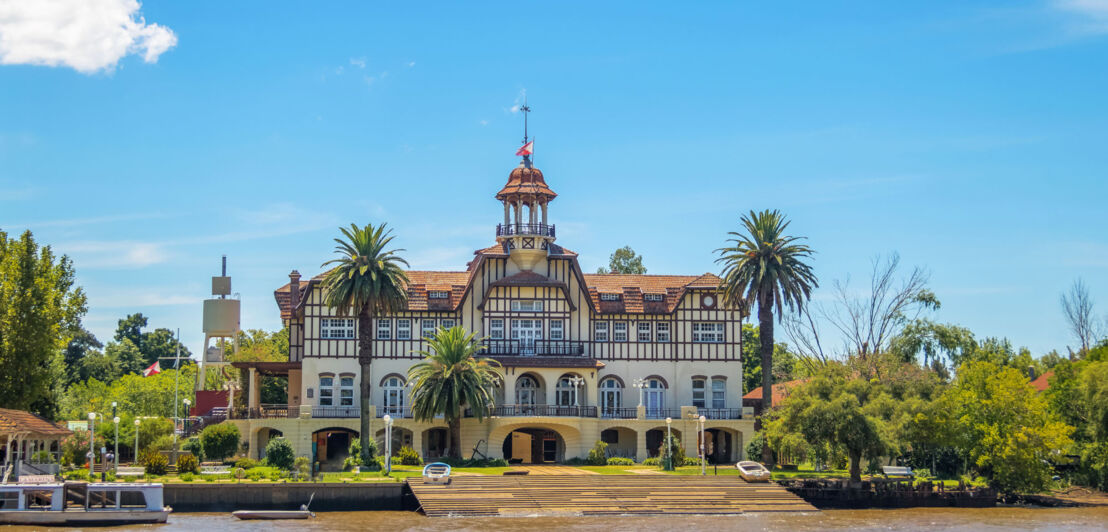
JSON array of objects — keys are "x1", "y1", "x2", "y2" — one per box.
[
  {"x1": 0, "y1": 408, "x2": 72, "y2": 436},
  {"x1": 582, "y1": 273, "x2": 722, "y2": 314},
  {"x1": 1030, "y1": 371, "x2": 1054, "y2": 393},
  {"x1": 495, "y1": 164, "x2": 557, "y2": 200}
]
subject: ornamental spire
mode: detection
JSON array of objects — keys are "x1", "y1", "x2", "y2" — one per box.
[{"x1": 516, "y1": 100, "x2": 533, "y2": 168}]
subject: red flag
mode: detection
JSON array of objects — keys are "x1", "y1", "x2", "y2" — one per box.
[
  {"x1": 143, "y1": 361, "x2": 161, "y2": 377},
  {"x1": 515, "y1": 141, "x2": 533, "y2": 157}
]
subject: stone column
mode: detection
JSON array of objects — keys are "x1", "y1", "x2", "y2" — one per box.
[
  {"x1": 541, "y1": 202, "x2": 548, "y2": 225},
  {"x1": 635, "y1": 429, "x2": 648, "y2": 463},
  {"x1": 248, "y1": 368, "x2": 260, "y2": 410},
  {"x1": 503, "y1": 202, "x2": 510, "y2": 226},
  {"x1": 502, "y1": 371, "x2": 517, "y2": 406}
]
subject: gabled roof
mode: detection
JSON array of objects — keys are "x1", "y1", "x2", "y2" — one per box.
[
  {"x1": 1030, "y1": 371, "x2": 1054, "y2": 393},
  {"x1": 582, "y1": 273, "x2": 722, "y2": 314},
  {"x1": 0, "y1": 408, "x2": 72, "y2": 437},
  {"x1": 743, "y1": 379, "x2": 807, "y2": 405}
]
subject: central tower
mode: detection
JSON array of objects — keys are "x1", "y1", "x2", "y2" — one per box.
[{"x1": 494, "y1": 104, "x2": 557, "y2": 271}]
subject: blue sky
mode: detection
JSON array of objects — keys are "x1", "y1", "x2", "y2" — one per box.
[{"x1": 1, "y1": 1, "x2": 1106, "y2": 358}]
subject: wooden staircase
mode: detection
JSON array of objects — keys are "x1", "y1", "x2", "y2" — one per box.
[{"x1": 407, "y1": 475, "x2": 817, "y2": 517}]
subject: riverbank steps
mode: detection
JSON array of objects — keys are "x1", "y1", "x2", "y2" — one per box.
[
  {"x1": 163, "y1": 482, "x2": 406, "y2": 512},
  {"x1": 406, "y1": 475, "x2": 816, "y2": 516}
]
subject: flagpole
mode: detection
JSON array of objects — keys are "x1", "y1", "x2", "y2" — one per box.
[{"x1": 172, "y1": 328, "x2": 181, "y2": 461}]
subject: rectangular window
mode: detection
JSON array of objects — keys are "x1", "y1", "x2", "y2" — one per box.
[
  {"x1": 712, "y1": 378, "x2": 726, "y2": 409},
  {"x1": 613, "y1": 322, "x2": 628, "y2": 342},
  {"x1": 692, "y1": 378, "x2": 706, "y2": 408},
  {"x1": 340, "y1": 376, "x2": 355, "y2": 406},
  {"x1": 396, "y1": 319, "x2": 411, "y2": 340},
  {"x1": 321, "y1": 318, "x2": 355, "y2": 339},
  {"x1": 376, "y1": 319, "x2": 391, "y2": 340},
  {"x1": 692, "y1": 322, "x2": 725, "y2": 343},
  {"x1": 637, "y1": 322, "x2": 651, "y2": 342},
  {"x1": 428, "y1": 290, "x2": 449, "y2": 299},
  {"x1": 510, "y1": 300, "x2": 543, "y2": 312},
  {"x1": 656, "y1": 322, "x2": 671, "y2": 342},
  {"x1": 421, "y1": 319, "x2": 437, "y2": 338},
  {"x1": 439, "y1": 318, "x2": 455, "y2": 329},
  {"x1": 644, "y1": 293, "x2": 665, "y2": 302},
  {"x1": 549, "y1": 320, "x2": 564, "y2": 340},
  {"x1": 594, "y1": 322, "x2": 608, "y2": 342},
  {"x1": 599, "y1": 293, "x2": 621, "y2": 301},
  {"x1": 319, "y1": 376, "x2": 334, "y2": 406},
  {"x1": 490, "y1": 319, "x2": 505, "y2": 339}
]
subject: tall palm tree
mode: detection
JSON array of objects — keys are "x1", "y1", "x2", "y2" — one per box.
[
  {"x1": 321, "y1": 223, "x2": 409, "y2": 466},
  {"x1": 408, "y1": 326, "x2": 503, "y2": 459},
  {"x1": 716, "y1": 209, "x2": 817, "y2": 467}
]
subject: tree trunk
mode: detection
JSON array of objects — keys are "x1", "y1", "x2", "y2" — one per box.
[
  {"x1": 358, "y1": 311, "x2": 373, "y2": 466},
  {"x1": 759, "y1": 296, "x2": 775, "y2": 468},
  {"x1": 448, "y1": 417, "x2": 462, "y2": 459},
  {"x1": 849, "y1": 451, "x2": 862, "y2": 482}
]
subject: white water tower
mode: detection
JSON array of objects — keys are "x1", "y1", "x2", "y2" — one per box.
[{"x1": 199, "y1": 255, "x2": 240, "y2": 389}]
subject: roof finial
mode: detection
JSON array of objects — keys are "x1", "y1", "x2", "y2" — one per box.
[
  {"x1": 521, "y1": 97, "x2": 530, "y2": 145},
  {"x1": 516, "y1": 98, "x2": 534, "y2": 168}
]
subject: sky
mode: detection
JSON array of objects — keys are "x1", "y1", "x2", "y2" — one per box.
[{"x1": 0, "y1": 1, "x2": 1106, "y2": 359}]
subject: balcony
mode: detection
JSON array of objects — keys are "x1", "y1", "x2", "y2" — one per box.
[
  {"x1": 644, "y1": 408, "x2": 682, "y2": 420},
  {"x1": 482, "y1": 339, "x2": 586, "y2": 357},
  {"x1": 312, "y1": 405, "x2": 359, "y2": 418},
  {"x1": 599, "y1": 407, "x2": 638, "y2": 419},
  {"x1": 496, "y1": 223, "x2": 555, "y2": 238},
  {"x1": 491, "y1": 404, "x2": 597, "y2": 417},
  {"x1": 231, "y1": 404, "x2": 297, "y2": 419},
  {"x1": 697, "y1": 408, "x2": 743, "y2": 420},
  {"x1": 377, "y1": 406, "x2": 412, "y2": 419}
]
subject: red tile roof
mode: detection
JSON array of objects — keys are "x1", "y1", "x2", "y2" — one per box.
[
  {"x1": 0, "y1": 408, "x2": 72, "y2": 436},
  {"x1": 1030, "y1": 371, "x2": 1053, "y2": 393},
  {"x1": 495, "y1": 164, "x2": 557, "y2": 200},
  {"x1": 743, "y1": 379, "x2": 807, "y2": 404}
]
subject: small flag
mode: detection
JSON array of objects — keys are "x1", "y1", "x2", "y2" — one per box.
[
  {"x1": 143, "y1": 361, "x2": 161, "y2": 377},
  {"x1": 515, "y1": 141, "x2": 533, "y2": 157}
]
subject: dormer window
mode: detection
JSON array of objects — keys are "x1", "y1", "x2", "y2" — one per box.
[
  {"x1": 429, "y1": 290, "x2": 449, "y2": 299},
  {"x1": 599, "y1": 293, "x2": 621, "y2": 301},
  {"x1": 644, "y1": 293, "x2": 665, "y2": 302},
  {"x1": 511, "y1": 300, "x2": 543, "y2": 312}
]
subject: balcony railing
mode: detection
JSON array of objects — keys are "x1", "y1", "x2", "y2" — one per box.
[
  {"x1": 697, "y1": 408, "x2": 743, "y2": 420},
  {"x1": 312, "y1": 405, "x2": 359, "y2": 418},
  {"x1": 470, "y1": 404, "x2": 598, "y2": 417},
  {"x1": 496, "y1": 223, "x2": 555, "y2": 238},
  {"x1": 644, "y1": 408, "x2": 682, "y2": 420},
  {"x1": 236, "y1": 404, "x2": 297, "y2": 419},
  {"x1": 377, "y1": 406, "x2": 412, "y2": 418},
  {"x1": 600, "y1": 407, "x2": 638, "y2": 419},
  {"x1": 482, "y1": 339, "x2": 587, "y2": 357}
]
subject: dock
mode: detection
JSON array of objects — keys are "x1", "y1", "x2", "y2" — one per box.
[{"x1": 406, "y1": 475, "x2": 817, "y2": 517}]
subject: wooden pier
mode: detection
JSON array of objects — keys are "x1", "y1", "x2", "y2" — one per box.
[{"x1": 406, "y1": 475, "x2": 817, "y2": 517}]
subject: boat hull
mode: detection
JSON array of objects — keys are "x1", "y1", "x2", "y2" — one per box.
[
  {"x1": 232, "y1": 510, "x2": 313, "y2": 520},
  {"x1": 0, "y1": 508, "x2": 171, "y2": 525}
]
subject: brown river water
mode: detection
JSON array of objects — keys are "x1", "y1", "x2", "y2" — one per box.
[{"x1": 8, "y1": 508, "x2": 1108, "y2": 531}]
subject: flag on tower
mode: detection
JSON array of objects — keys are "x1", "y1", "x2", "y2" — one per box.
[
  {"x1": 516, "y1": 141, "x2": 533, "y2": 157},
  {"x1": 143, "y1": 361, "x2": 161, "y2": 377}
]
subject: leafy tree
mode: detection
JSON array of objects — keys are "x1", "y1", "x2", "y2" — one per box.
[
  {"x1": 595, "y1": 246, "x2": 647, "y2": 274},
  {"x1": 113, "y1": 313, "x2": 190, "y2": 367},
  {"x1": 940, "y1": 361, "x2": 1073, "y2": 494},
  {"x1": 200, "y1": 423, "x2": 241, "y2": 461},
  {"x1": 63, "y1": 327, "x2": 103, "y2": 386},
  {"x1": 264, "y1": 436, "x2": 295, "y2": 470},
  {"x1": 77, "y1": 350, "x2": 119, "y2": 383},
  {"x1": 1047, "y1": 357, "x2": 1108, "y2": 489},
  {"x1": 716, "y1": 210, "x2": 817, "y2": 466},
  {"x1": 114, "y1": 313, "x2": 148, "y2": 350},
  {"x1": 0, "y1": 229, "x2": 87, "y2": 417},
  {"x1": 890, "y1": 319, "x2": 977, "y2": 370},
  {"x1": 408, "y1": 326, "x2": 503, "y2": 458},
  {"x1": 106, "y1": 338, "x2": 146, "y2": 376},
  {"x1": 61, "y1": 365, "x2": 196, "y2": 420},
  {"x1": 740, "y1": 323, "x2": 800, "y2": 395},
  {"x1": 321, "y1": 223, "x2": 409, "y2": 466}
]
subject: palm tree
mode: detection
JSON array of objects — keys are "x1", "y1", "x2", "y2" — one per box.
[
  {"x1": 321, "y1": 223, "x2": 409, "y2": 466},
  {"x1": 716, "y1": 209, "x2": 817, "y2": 467},
  {"x1": 408, "y1": 326, "x2": 503, "y2": 459}
]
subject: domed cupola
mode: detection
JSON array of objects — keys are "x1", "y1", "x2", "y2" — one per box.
[{"x1": 495, "y1": 104, "x2": 557, "y2": 271}]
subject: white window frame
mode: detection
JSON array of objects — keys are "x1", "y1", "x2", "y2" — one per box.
[
  {"x1": 600, "y1": 378, "x2": 622, "y2": 415},
  {"x1": 644, "y1": 293, "x2": 665, "y2": 302},
  {"x1": 516, "y1": 375, "x2": 539, "y2": 405},
  {"x1": 594, "y1": 322, "x2": 609, "y2": 342},
  {"x1": 549, "y1": 320, "x2": 564, "y2": 340},
  {"x1": 613, "y1": 322, "x2": 628, "y2": 342},
  {"x1": 510, "y1": 300, "x2": 543, "y2": 312},
  {"x1": 692, "y1": 378, "x2": 706, "y2": 408},
  {"x1": 556, "y1": 376, "x2": 576, "y2": 407},
  {"x1": 396, "y1": 318, "x2": 412, "y2": 340},
  {"x1": 656, "y1": 322, "x2": 671, "y2": 342},
  {"x1": 599, "y1": 293, "x2": 620, "y2": 301},
  {"x1": 383, "y1": 376, "x2": 405, "y2": 414},
  {"x1": 421, "y1": 319, "x2": 437, "y2": 338},
  {"x1": 637, "y1": 322, "x2": 651, "y2": 342},
  {"x1": 376, "y1": 319, "x2": 391, "y2": 340},
  {"x1": 711, "y1": 378, "x2": 726, "y2": 409},
  {"x1": 490, "y1": 318, "x2": 505, "y2": 340},
  {"x1": 321, "y1": 318, "x2": 355, "y2": 339},
  {"x1": 428, "y1": 290, "x2": 449, "y2": 299},
  {"x1": 439, "y1": 318, "x2": 456, "y2": 329},
  {"x1": 319, "y1": 376, "x2": 335, "y2": 406},
  {"x1": 339, "y1": 375, "x2": 355, "y2": 406},
  {"x1": 692, "y1": 322, "x2": 725, "y2": 343}
]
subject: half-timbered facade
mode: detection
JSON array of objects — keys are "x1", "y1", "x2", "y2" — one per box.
[{"x1": 229, "y1": 152, "x2": 754, "y2": 469}]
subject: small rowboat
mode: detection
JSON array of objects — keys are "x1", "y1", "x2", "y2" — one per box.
[
  {"x1": 736, "y1": 461, "x2": 772, "y2": 482},
  {"x1": 232, "y1": 510, "x2": 313, "y2": 520},
  {"x1": 422, "y1": 462, "x2": 452, "y2": 485}
]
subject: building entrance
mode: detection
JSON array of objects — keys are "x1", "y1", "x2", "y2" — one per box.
[{"x1": 501, "y1": 428, "x2": 563, "y2": 464}]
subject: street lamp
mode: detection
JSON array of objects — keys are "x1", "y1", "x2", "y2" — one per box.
[
  {"x1": 698, "y1": 415, "x2": 706, "y2": 476},
  {"x1": 182, "y1": 399, "x2": 192, "y2": 437},
  {"x1": 382, "y1": 414, "x2": 393, "y2": 476},
  {"x1": 632, "y1": 378, "x2": 646, "y2": 407},
  {"x1": 87, "y1": 412, "x2": 96, "y2": 476},
  {"x1": 569, "y1": 375, "x2": 585, "y2": 408},
  {"x1": 113, "y1": 416, "x2": 121, "y2": 472},
  {"x1": 134, "y1": 419, "x2": 141, "y2": 464},
  {"x1": 664, "y1": 416, "x2": 674, "y2": 471}
]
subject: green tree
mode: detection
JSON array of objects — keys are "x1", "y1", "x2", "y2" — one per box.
[
  {"x1": 595, "y1": 246, "x2": 647, "y2": 274},
  {"x1": 1046, "y1": 357, "x2": 1108, "y2": 490},
  {"x1": 265, "y1": 437, "x2": 295, "y2": 470},
  {"x1": 63, "y1": 327, "x2": 103, "y2": 386},
  {"x1": 0, "y1": 229, "x2": 87, "y2": 417},
  {"x1": 61, "y1": 365, "x2": 196, "y2": 420},
  {"x1": 200, "y1": 423, "x2": 241, "y2": 461},
  {"x1": 321, "y1": 223, "x2": 409, "y2": 466},
  {"x1": 941, "y1": 361, "x2": 1073, "y2": 494},
  {"x1": 113, "y1": 313, "x2": 190, "y2": 367},
  {"x1": 740, "y1": 323, "x2": 800, "y2": 395},
  {"x1": 716, "y1": 210, "x2": 817, "y2": 466},
  {"x1": 890, "y1": 319, "x2": 977, "y2": 369},
  {"x1": 106, "y1": 338, "x2": 146, "y2": 376},
  {"x1": 408, "y1": 326, "x2": 503, "y2": 458}
]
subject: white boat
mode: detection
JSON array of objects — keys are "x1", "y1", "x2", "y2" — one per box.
[
  {"x1": 0, "y1": 482, "x2": 171, "y2": 525},
  {"x1": 735, "y1": 461, "x2": 772, "y2": 482},
  {"x1": 422, "y1": 462, "x2": 452, "y2": 485},
  {"x1": 232, "y1": 509, "x2": 313, "y2": 520}
]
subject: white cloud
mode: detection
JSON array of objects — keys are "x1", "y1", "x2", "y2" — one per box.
[
  {"x1": 407, "y1": 61, "x2": 415, "y2": 67},
  {"x1": 0, "y1": 0, "x2": 177, "y2": 74},
  {"x1": 508, "y1": 88, "x2": 527, "y2": 113},
  {"x1": 479, "y1": 119, "x2": 489, "y2": 126},
  {"x1": 349, "y1": 57, "x2": 365, "y2": 68},
  {"x1": 59, "y1": 240, "x2": 169, "y2": 268},
  {"x1": 1052, "y1": 0, "x2": 1108, "y2": 33}
]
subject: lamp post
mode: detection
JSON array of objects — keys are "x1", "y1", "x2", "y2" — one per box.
[
  {"x1": 134, "y1": 419, "x2": 141, "y2": 464},
  {"x1": 382, "y1": 414, "x2": 393, "y2": 476},
  {"x1": 632, "y1": 378, "x2": 646, "y2": 407},
  {"x1": 113, "y1": 416, "x2": 120, "y2": 472},
  {"x1": 87, "y1": 412, "x2": 96, "y2": 477},
  {"x1": 569, "y1": 375, "x2": 584, "y2": 408},
  {"x1": 698, "y1": 415, "x2": 706, "y2": 476},
  {"x1": 664, "y1": 417, "x2": 674, "y2": 471},
  {"x1": 182, "y1": 399, "x2": 192, "y2": 438}
]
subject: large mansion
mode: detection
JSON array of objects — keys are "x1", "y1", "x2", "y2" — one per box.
[{"x1": 227, "y1": 151, "x2": 754, "y2": 469}]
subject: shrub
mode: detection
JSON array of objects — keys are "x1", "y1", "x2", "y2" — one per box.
[
  {"x1": 182, "y1": 437, "x2": 205, "y2": 461},
  {"x1": 683, "y1": 457, "x2": 704, "y2": 467},
  {"x1": 349, "y1": 437, "x2": 377, "y2": 466},
  {"x1": 268, "y1": 470, "x2": 284, "y2": 481},
  {"x1": 199, "y1": 423, "x2": 241, "y2": 461},
  {"x1": 177, "y1": 453, "x2": 199, "y2": 474},
  {"x1": 487, "y1": 458, "x2": 509, "y2": 467},
  {"x1": 31, "y1": 449, "x2": 55, "y2": 464},
  {"x1": 914, "y1": 468, "x2": 934, "y2": 481},
  {"x1": 398, "y1": 446, "x2": 422, "y2": 466},
  {"x1": 179, "y1": 472, "x2": 195, "y2": 482},
  {"x1": 143, "y1": 452, "x2": 168, "y2": 476},
  {"x1": 587, "y1": 440, "x2": 609, "y2": 466},
  {"x1": 203, "y1": 475, "x2": 216, "y2": 482},
  {"x1": 265, "y1": 437, "x2": 295, "y2": 470},
  {"x1": 150, "y1": 434, "x2": 175, "y2": 452},
  {"x1": 232, "y1": 467, "x2": 246, "y2": 479},
  {"x1": 642, "y1": 457, "x2": 660, "y2": 466},
  {"x1": 607, "y1": 457, "x2": 635, "y2": 466},
  {"x1": 342, "y1": 456, "x2": 359, "y2": 472},
  {"x1": 246, "y1": 470, "x2": 265, "y2": 481},
  {"x1": 293, "y1": 457, "x2": 311, "y2": 479},
  {"x1": 656, "y1": 434, "x2": 685, "y2": 468},
  {"x1": 564, "y1": 457, "x2": 587, "y2": 466},
  {"x1": 64, "y1": 469, "x2": 91, "y2": 481},
  {"x1": 234, "y1": 458, "x2": 261, "y2": 469}
]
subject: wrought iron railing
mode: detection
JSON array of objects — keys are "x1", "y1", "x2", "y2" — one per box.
[
  {"x1": 241, "y1": 404, "x2": 297, "y2": 419},
  {"x1": 312, "y1": 406, "x2": 359, "y2": 418},
  {"x1": 490, "y1": 404, "x2": 597, "y2": 417},
  {"x1": 377, "y1": 406, "x2": 411, "y2": 418},
  {"x1": 482, "y1": 339, "x2": 586, "y2": 357},
  {"x1": 644, "y1": 408, "x2": 682, "y2": 420},
  {"x1": 696, "y1": 408, "x2": 743, "y2": 420},
  {"x1": 599, "y1": 407, "x2": 638, "y2": 419},
  {"x1": 496, "y1": 223, "x2": 555, "y2": 238}
]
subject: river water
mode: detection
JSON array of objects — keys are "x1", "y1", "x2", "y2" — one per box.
[{"x1": 13, "y1": 508, "x2": 1108, "y2": 531}]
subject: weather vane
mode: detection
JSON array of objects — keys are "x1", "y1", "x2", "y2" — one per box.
[{"x1": 515, "y1": 98, "x2": 534, "y2": 167}]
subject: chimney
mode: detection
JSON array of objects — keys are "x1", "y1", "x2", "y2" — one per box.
[
  {"x1": 289, "y1": 270, "x2": 301, "y2": 309},
  {"x1": 1028, "y1": 366, "x2": 1036, "y2": 381}
]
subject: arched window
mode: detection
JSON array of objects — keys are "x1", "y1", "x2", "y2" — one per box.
[
  {"x1": 599, "y1": 378, "x2": 622, "y2": 416},
  {"x1": 644, "y1": 378, "x2": 665, "y2": 417},
  {"x1": 339, "y1": 374, "x2": 355, "y2": 406},
  {"x1": 556, "y1": 374, "x2": 582, "y2": 407},
  {"x1": 516, "y1": 375, "x2": 539, "y2": 405},
  {"x1": 711, "y1": 378, "x2": 726, "y2": 409},
  {"x1": 382, "y1": 376, "x2": 405, "y2": 415}
]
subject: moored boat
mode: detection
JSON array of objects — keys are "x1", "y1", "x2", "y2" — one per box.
[
  {"x1": 0, "y1": 482, "x2": 171, "y2": 525},
  {"x1": 232, "y1": 509, "x2": 313, "y2": 520},
  {"x1": 736, "y1": 461, "x2": 772, "y2": 482}
]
